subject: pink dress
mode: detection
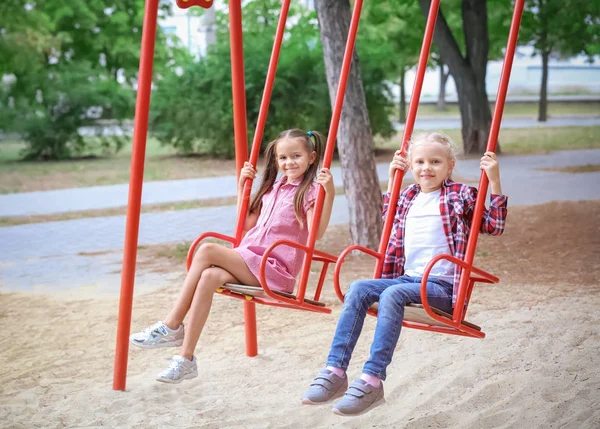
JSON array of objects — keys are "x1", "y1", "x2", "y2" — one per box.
[{"x1": 234, "y1": 177, "x2": 319, "y2": 294}]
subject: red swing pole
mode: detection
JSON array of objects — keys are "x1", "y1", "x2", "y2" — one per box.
[
  {"x1": 374, "y1": 0, "x2": 441, "y2": 278},
  {"x1": 113, "y1": 0, "x2": 160, "y2": 391},
  {"x1": 225, "y1": 0, "x2": 257, "y2": 357},
  {"x1": 296, "y1": 0, "x2": 366, "y2": 302},
  {"x1": 332, "y1": 0, "x2": 441, "y2": 297},
  {"x1": 231, "y1": 0, "x2": 291, "y2": 356},
  {"x1": 452, "y1": 0, "x2": 525, "y2": 320},
  {"x1": 233, "y1": 0, "x2": 292, "y2": 248}
]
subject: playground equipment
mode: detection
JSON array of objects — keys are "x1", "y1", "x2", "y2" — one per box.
[
  {"x1": 113, "y1": 0, "x2": 524, "y2": 391},
  {"x1": 333, "y1": 0, "x2": 525, "y2": 339}
]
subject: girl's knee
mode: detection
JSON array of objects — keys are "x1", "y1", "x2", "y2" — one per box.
[
  {"x1": 193, "y1": 242, "x2": 218, "y2": 262},
  {"x1": 379, "y1": 287, "x2": 409, "y2": 307},
  {"x1": 198, "y1": 267, "x2": 226, "y2": 292}
]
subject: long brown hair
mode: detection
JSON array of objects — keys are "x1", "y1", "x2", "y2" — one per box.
[{"x1": 249, "y1": 128, "x2": 326, "y2": 227}]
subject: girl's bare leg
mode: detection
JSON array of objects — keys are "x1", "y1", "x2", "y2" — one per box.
[
  {"x1": 178, "y1": 266, "x2": 235, "y2": 359},
  {"x1": 163, "y1": 243, "x2": 259, "y2": 330}
]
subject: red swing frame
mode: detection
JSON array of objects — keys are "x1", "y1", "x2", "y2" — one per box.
[
  {"x1": 113, "y1": 0, "x2": 366, "y2": 389},
  {"x1": 333, "y1": 0, "x2": 525, "y2": 339}
]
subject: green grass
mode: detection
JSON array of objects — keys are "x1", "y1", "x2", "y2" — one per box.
[
  {"x1": 395, "y1": 101, "x2": 600, "y2": 118},
  {"x1": 0, "y1": 137, "x2": 237, "y2": 194},
  {"x1": 1, "y1": 120, "x2": 599, "y2": 195}
]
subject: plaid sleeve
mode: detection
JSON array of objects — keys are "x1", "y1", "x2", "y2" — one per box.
[
  {"x1": 382, "y1": 192, "x2": 391, "y2": 221},
  {"x1": 481, "y1": 194, "x2": 508, "y2": 235},
  {"x1": 464, "y1": 187, "x2": 508, "y2": 236}
]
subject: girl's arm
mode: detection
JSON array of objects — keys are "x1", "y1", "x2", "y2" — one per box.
[
  {"x1": 306, "y1": 168, "x2": 335, "y2": 240},
  {"x1": 387, "y1": 150, "x2": 410, "y2": 193},
  {"x1": 480, "y1": 151, "x2": 503, "y2": 195},
  {"x1": 466, "y1": 152, "x2": 508, "y2": 235},
  {"x1": 237, "y1": 162, "x2": 260, "y2": 233},
  {"x1": 383, "y1": 151, "x2": 410, "y2": 220}
]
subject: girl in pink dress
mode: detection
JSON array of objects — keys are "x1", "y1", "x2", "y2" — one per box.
[{"x1": 129, "y1": 128, "x2": 335, "y2": 383}]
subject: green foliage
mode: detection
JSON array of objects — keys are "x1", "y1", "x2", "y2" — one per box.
[
  {"x1": 520, "y1": 0, "x2": 598, "y2": 59},
  {"x1": 0, "y1": 0, "x2": 187, "y2": 160},
  {"x1": 4, "y1": 62, "x2": 132, "y2": 160},
  {"x1": 150, "y1": 0, "x2": 395, "y2": 157}
]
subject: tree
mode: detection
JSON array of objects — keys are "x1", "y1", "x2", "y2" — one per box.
[
  {"x1": 314, "y1": 0, "x2": 382, "y2": 249},
  {"x1": 151, "y1": 1, "x2": 332, "y2": 157},
  {"x1": 151, "y1": 0, "x2": 393, "y2": 161},
  {"x1": 520, "y1": 0, "x2": 599, "y2": 121},
  {"x1": 0, "y1": 0, "x2": 185, "y2": 159},
  {"x1": 359, "y1": 0, "x2": 424, "y2": 124},
  {"x1": 417, "y1": 0, "x2": 502, "y2": 154}
]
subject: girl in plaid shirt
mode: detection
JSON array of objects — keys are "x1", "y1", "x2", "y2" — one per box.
[{"x1": 302, "y1": 132, "x2": 508, "y2": 416}]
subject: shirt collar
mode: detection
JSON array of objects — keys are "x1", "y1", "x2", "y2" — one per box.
[{"x1": 280, "y1": 175, "x2": 305, "y2": 187}]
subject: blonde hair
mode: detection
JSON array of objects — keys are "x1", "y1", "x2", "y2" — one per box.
[{"x1": 407, "y1": 131, "x2": 457, "y2": 163}]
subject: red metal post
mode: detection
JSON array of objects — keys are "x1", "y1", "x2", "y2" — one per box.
[
  {"x1": 113, "y1": 0, "x2": 160, "y2": 391},
  {"x1": 454, "y1": 0, "x2": 525, "y2": 319},
  {"x1": 233, "y1": 0, "x2": 292, "y2": 248},
  {"x1": 229, "y1": 0, "x2": 249, "y2": 181},
  {"x1": 227, "y1": 0, "x2": 257, "y2": 357},
  {"x1": 374, "y1": 0, "x2": 441, "y2": 278},
  {"x1": 296, "y1": 0, "x2": 366, "y2": 301}
]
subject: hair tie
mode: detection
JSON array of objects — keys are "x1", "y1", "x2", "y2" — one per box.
[{"x1": 307, "y1": 131, "x2": 313, "y2": 137}]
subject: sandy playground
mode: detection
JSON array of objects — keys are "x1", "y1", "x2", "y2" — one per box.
[{"x1": 1, "y1": 200, "x2": 599, "y2": 428}]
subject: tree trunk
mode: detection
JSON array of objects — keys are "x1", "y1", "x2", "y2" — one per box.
[
  {"x1": 399, "y1": 69, "x2": 406, "y2": 124},
  {"x1": 538, "y1": 50, "x2": 549, "y2": 122},
  {"x1": 537, "y1": 1, "x2": 549, "y2": 123},
  {"x1": 418, "y1": 0, "x2": 492, "y2": 154},
  {"x1": 437, "y1": 61, "x2": 449, "y2": 111},
  {"x1": 314, "y1": 0, "x2": 382, "y2": 250}
]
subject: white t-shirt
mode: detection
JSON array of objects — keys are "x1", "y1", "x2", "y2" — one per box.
[{"x1": 403, "y1": 189, "x2": 455, "y2": 283}]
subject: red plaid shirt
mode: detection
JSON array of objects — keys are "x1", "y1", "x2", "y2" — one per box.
[{"x1": 382, "y1": 179, "x2": 508, "y2": 306}]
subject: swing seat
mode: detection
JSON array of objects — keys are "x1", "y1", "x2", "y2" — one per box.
[
  {"x1": 218, "y1": 284, "x2": 327, "y2": 307},
  {"x1": 334, "y1": 247, "x2": 497, "y2": 338},
  {"x1": 370, "y1": 302, "x2": 481, "y2": 331},
  {"x1": 187, "y1": 232, "x2": 336, "y2": 314}
]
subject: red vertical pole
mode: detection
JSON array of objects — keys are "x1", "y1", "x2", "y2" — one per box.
[
  {"x1": 374, "y1": 0, "x2": 441, "y2": 278},
  {"x1": 229, "y1": 0, "x2": 249, "y2": 180},
  {"x1": 232, "y1": 0, "x2": 291, "y2": 249},
  {"x1": 227, "y1": 0, "x2": 257, "y2": 358},
  {"x1": 454, "y1": 0, "x2": 525, "y2": 320},
  {"x1": 296, "y1": 0, "x2": 365, "y2": 302},
  {"x1": 113, "y1": 0, "x2": 159, "y2": 391}
]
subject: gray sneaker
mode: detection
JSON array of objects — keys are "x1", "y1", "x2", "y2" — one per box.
[
  {"x1": 129, "y1": 321, "x2": 184, "y2": 349},
  {"x1": 302, "y1": 369, "x2": 348, "y2": 405},
  {"x1": 156, "y1": 355, "x2": 198, "y2": 383},
  {"x1": 332, "y1": 379, "x2": 385, "y2": 416}
]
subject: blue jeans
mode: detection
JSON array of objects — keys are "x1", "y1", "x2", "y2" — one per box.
[{"x1": 326, "y1": 275, "x2": 453, "y2": 380}]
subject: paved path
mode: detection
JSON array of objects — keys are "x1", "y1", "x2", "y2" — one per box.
[
  {"x1": 1, "y1": 149, "x2": 599, "y2": 293},
  {"x1": 2, "y1": 115, "x2": 599, "y2": 217}
]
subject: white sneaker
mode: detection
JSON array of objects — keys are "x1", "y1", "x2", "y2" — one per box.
[
  {"x1": 129, "y1": 321, "x2": 184, "y2": 349},
  {"x1": 156, "y1": 355, "x2": 198, "y2": 384}
]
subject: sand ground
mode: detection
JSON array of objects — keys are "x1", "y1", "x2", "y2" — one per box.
[{"x1": 1, "y1": 201, "x2": 599, "y2": 428}]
